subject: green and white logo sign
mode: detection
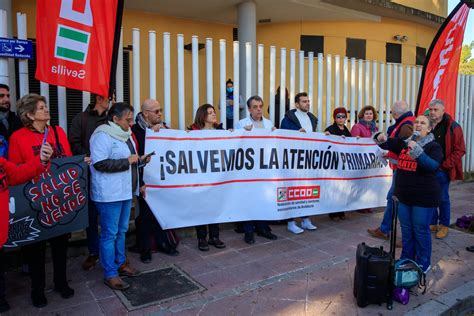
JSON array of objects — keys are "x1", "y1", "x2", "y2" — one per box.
[{"x1": 54, "y1": 24, "x2": 90, "y2": 64}]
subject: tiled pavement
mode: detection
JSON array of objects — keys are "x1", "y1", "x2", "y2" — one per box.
[{"x1": 2, "y1": 182, "x2": 474, "y2": 315}]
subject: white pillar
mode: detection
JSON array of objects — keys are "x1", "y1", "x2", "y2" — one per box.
[
  {"x1": 326, "y1": 54, "x2": 332, "y2": 129},
  {"x1": 386, "y1": 64, "x2": 392, "y2": 127},
  {"x1": 163, "y1": 32, "x2": 171, "y2": 125},
  {"x1": 132, "y1": 28, "x2": 140, "y2": 115},
  {"x1": 289, "y1": 49, "x2": 296, "y2": 108},
  {"x1": 177, "y1": 34, "x2": 185, "y2": 130},
  {"x1": 358, "y1": 59, "x2": 363, "y2": 113},
  {"x1": 334, "y1": 55, "x2": 340, "y2": 108},
  {"x1": 317, "y1": 53, "x2": 323, "y2": 130},
  {"x1": 279, "y1": 48, "x2": 286, "y2": 124},
  {"x1": 233, "y1": 41, "x2": 240, "y2": 124},
  {"x1": 16, "y1": 12, "x2": 29, "y2": 98},
  {"x1": 192, "y1": 35, "x2": 199, "y2": 116},
  {"x1": 245, "y1": 42, "x2": 252, "y2": 108},
  {"x1": 378, "y1": 63, "x2": 385, "y2": 131},
  {"x1": 299, "y1": 50, "x2": 304, "y2": 92},
  {"x1": 308, "y1": 52, "x2": 314, "y2": 113},
  {"x1": 148, "y1": 30, "x2": 156, "y2": 99},
  {"x1": 350, "y1": 58, "x2": 356, "y2": 126},
  {"x1": 269, "y1": 46, "x2": 276, "y2": 125},
  {"x1": 219, "y1": 39, "x2": 226, "y2": 127},
  {"x1": 257, "y1": 44, "x2": 264, "y2": 97},
  {"x1": 343, "y1": 57, "x2": 348, "y2": 108},
  {"x1": 206, "y1": 38, "x2": 213, "y2": 104}
]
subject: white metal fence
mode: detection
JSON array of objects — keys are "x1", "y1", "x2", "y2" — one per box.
[{"x1": 4, "y1": 12, "x2": 474, "y2": 173}]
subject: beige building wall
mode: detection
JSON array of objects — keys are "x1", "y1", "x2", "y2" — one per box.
[{"x1": 392, "y1": 0, "x2": 447, "y2": 17}]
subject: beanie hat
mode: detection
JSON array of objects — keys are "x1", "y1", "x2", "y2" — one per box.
[{"x1": 333, "y1": 107, "x2": 347, "y2": 119}]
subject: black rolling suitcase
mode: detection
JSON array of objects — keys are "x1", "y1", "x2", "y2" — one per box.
[{"x1": 353, "y1": 196, "x2": 399, "y2": 310}]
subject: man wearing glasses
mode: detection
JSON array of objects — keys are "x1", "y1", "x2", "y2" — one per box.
[
  {"x1": 131, "y1": 99, "x2": 178, "y2": 263},
  {"x1": 0, "y1": 84, "x2": 22, "y2": 141}
]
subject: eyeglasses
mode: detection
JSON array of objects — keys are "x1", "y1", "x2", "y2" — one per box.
[
  {"x1": 336, "y1": 115, "x2": 346, "y2": 119},
  {"x1": 145, "y1": 109, "x2": 162, "y2": 114},
  {"x1": 0, "y1": 94, "x2": 10, "y2": 98}
]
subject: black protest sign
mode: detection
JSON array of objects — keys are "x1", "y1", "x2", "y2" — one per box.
[{"x1": 4, "y1": 155, "x2": 88, "y2": 248}]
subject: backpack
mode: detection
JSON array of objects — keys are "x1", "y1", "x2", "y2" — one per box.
[{"x1": 393, "y1": 259, "x2": 426, "y2": 293}]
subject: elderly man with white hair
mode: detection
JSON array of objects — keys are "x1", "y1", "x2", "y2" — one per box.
[{"x1": 367, "y1": 100, "x2": 415, "y2": 241}]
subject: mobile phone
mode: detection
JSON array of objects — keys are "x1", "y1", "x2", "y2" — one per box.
[
  {"x1": 144, "y1": 151, "x2": 156, "y2": 159},
  {"x1": 42, "y1": 127, "x2": 49, "y2": 144}
]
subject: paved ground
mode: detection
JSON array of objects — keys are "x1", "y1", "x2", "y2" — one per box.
[{"x1": 2, "y1": 182, "x2": 474, "y2": 315}]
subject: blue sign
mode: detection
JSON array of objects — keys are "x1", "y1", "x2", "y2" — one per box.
[{"x1": 0, "y1": 37, "x2": 33, "y2": 59}]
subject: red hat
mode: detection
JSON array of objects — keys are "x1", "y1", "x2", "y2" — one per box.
[{"x1": 333, "y1": 107, "x2": 348, "y2": 120}]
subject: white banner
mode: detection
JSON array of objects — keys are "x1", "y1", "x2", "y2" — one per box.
[{"x1": 143, "y1": 129, "x2": 392, "y2": 229}]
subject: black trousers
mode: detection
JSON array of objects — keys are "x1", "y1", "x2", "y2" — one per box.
[
  {"x1": 136, "y1": 195, "x2": 168, "y2": 251},
  {"x1": 242, "y1": 221, "x2": 271, "y2": 233},
  {"x1": 22, "y1": 234, "x2": 69, "y2": 291},
  {"x1": 195, "y1": 224, "x2": 219, "y2": 240},
  {"x1": 0, "y1": 249, "x2": 5, "y2": 299}
]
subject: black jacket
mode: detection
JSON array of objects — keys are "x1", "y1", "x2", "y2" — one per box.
[
  {"x1": 0, "y1": 111, "x2": 22, "y2": 141},
  {"x1": 68, "y1": 105, "x2": 108, "y2": 156},
  {"x1": 280, "y1": 109, "x2": 318, "y2": 131},
  {"x1": 325, "y1": 123, "x2": 351, "y2": 137}
]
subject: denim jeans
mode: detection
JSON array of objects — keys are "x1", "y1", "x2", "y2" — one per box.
[
  {"x1": 86, "y1": 199, "x2": 100, "y2": 256},
  {"x1": 431, "y1": 170, "x2": 451, "y2": 227},
  {"x1": 95, "y1": 199, "x2": 132, "y2": 279},
  {"x1": 380, "y1": 171, "x2": 396, "y2": 234},
  {"x1": 398, "y1": 201, "x2": 435, "y2": 271}
]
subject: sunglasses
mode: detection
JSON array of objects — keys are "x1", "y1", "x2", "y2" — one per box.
[
  {"x1": 0, "y1": 94, "x2": 10, "y2": 98},
  {"x1": 336, "y1": 115, "x2": 346, "y2": 119}
]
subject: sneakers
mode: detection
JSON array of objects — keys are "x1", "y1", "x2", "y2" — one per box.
[
  {"x1": 367, "y1": 227, "x2": 389, "y2": 240},
  {"x1": 429, "y1": 225, "x2": 438, "y2": 233},
  {"x1": 301, "y1": 218, "x2": 317, "y2": 230},
  {"x1": 436, "y1": 225, "x2": 449, "y2": 239},
  {"x1": 287, "y1": 221, "x2": 304, "y2": 234},
  {"x1": 82, "y1": 254, "x2": 99, "y2": 271}
]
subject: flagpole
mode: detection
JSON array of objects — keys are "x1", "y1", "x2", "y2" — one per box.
[{"x1": 108, "y1": 0, "x2": 125, "y2": 99}]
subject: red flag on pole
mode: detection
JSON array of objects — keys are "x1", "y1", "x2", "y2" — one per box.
[
  {"x1": 415, "y1": 2, "x2": 471, "y2": 117},
  {"x1": 35, "y1": 0, "x2": 124, "y2": 97}
]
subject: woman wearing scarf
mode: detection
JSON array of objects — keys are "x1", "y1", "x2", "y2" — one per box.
[
  {"x1": 373, "y1": 115, "x2": 442, "y2": 273},
  {"x1": 90, "y1": 102, "x2": 147, "y2": 291},
  {"x1": 351, "y1": 105, "x2": 379, "y2": 138}
]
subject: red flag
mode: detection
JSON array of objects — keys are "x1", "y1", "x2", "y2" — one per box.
[
  {"x1": 35, "y1": 0, "x2": 123, "y2": 97},
  {"x1": 415, "y1": 2, "x2": 471, "y2": 117}
]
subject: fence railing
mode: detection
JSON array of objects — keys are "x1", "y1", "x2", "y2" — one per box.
[{"x1": 4, "y1": 12, "x2": 474, "y2": 174}]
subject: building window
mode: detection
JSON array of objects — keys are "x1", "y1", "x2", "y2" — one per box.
[
  {"x1": 416, "y1": 46, "x2": 426, "y2": 66},
  {"x1": 15, "y1": 43, "x2": 130, "y2": 130},
  {"x1": 233, "y1": 28, "x2": 238, "y2": 41},
  {"x1": 346, "y1": 38, "x2": 366, "y2": 60},
  {"x1": 300, "y1": 35, "x2": 324, "y2": 57},
  {"x1": 386, "y1": 43, "x2": 402, "y2": 63}
]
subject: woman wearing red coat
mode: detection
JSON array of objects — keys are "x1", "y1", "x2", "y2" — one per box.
[{"x1": 8, "y1": 94, "x2": 74, "y2": 308}]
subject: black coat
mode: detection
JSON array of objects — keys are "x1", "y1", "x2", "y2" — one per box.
[{"x1": 0, "y1": 111, "x2": 22, "y2": 141}]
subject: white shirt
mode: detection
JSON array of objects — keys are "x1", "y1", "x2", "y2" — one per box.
[
  {"x1": 295, "y1": 108, "x2": 313, "y2": 131},
  {"x1": 235, "y1": 115, "x2": 274, "y2": 130}
]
